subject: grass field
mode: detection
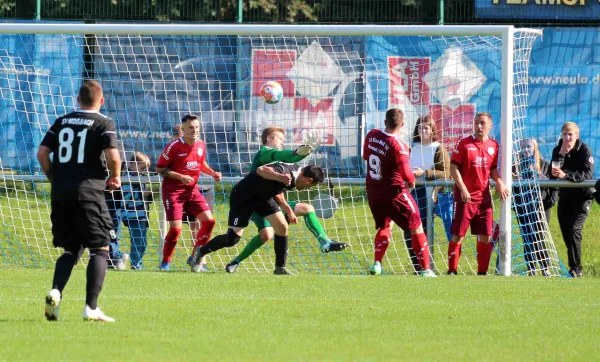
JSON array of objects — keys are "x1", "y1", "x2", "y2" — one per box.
[
  {"x1": 1, "y1": 268, "x2": 599, "y2": 361},
  {"x1": 2, "y1": 182, "x2": 600, "y2": 276}
]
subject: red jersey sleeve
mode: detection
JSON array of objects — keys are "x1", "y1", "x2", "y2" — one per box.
[
  {"x1": 395, "y1": 141, "x2": 415, "y2": 184},
  {"x1": 450, "y1": 138, "x2": 465, "y2": 166},
  {"x1": 156, "y1": 140, "x2": 179, "y2": 168},
  {"x1": 491, "y1": 141, "x2": 499, "y2": 170}
]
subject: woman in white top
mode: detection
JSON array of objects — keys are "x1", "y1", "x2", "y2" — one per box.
[{"x1": 404, "y1": 115, "x2": 453, "y2": 272}]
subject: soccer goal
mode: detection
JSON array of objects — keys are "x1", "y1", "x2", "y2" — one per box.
[{"x1": 0, "y1": 23, "x2": 566, "y2": 276}]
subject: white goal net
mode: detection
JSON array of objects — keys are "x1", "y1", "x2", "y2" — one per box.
[{"x1": 0, "y1": 24, "x2": 568, "y2": 276}]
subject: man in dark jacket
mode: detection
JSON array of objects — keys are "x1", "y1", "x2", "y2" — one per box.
[{"x1": 551, "y1": 122, "x2": 594, "y2": 278}]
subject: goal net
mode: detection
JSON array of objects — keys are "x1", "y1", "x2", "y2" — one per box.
[{"x1": 0, "y1": 24, "x2": 568, "y2": 276}]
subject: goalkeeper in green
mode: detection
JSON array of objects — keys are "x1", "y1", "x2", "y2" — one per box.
[{"x1": 225, "y1": 126, "x2": 348, "y2": 273}]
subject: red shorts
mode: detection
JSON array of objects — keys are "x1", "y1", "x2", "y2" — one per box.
[
  {"x1": 450, "y1": 200, "x2": 493, "y2": 237},
  {"x1": 368, "y1": 191, "x2": 421, "y2": 232},
  {"x1": 163, "y1": 187, "x2": 210, "y2": 222}
]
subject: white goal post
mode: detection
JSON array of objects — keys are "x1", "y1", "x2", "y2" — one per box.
[{"x1": 0, "y1": 23, "x2": 565, "y2": 276}]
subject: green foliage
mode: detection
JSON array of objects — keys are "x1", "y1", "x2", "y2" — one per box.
[
  {"x1": 0, "y1": 0, "x2": 16, "y2": 11},
  {"x1": 246, "y1": 0, "x2": 318, "y2": 23},
  {"x1": 1, "y1": 0, "x2": 425, "y2": 23}
]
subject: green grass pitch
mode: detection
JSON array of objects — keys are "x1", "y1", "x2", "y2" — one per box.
[
  {"x1": 2, "y1": 183, "x2": 600, "y2": 360},
  {"x1": 1, "y1": 268, "x2": 599, "y2": 361}
]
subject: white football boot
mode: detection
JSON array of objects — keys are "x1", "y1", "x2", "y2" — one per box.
[
  {"x1": 45, "y1": 289, "x2": 61, "y2": 321},
  {"x1": 83, "y1": 305, "x2": 115, "y2": 322}
]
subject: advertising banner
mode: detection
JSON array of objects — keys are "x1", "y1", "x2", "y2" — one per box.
[
  {"x1": 1, "y1": 28, "x2": 599, "y2": 178},
  {"x1": 475, "y1": 0, "x2": 600, "y2": 20}
]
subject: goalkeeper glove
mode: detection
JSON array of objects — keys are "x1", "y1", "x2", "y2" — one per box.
[
  {"x1": 305, "y1": 132, "x2": 323, "y2": 150},
  {"x1": 293, "y1": 145, "x2": 314, "y2": 156}
]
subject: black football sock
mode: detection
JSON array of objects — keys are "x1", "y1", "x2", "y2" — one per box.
[
  {"x1": 86, "y1": 249, "x2": 108, "y2": 310},
  {"x1": 52, "y1": 250, "x2": 80, "y2": 294},
  {"x1": 199, "y1": 234, "x2": 228, "y2": 255},
  {"x1": 200, "y1": 230, "x2": 241, "y2": 255},
  {"x1": 274, "y1": 234, "x2": 288, "y2": 268}
]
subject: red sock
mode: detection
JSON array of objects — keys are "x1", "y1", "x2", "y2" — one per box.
[
  {"x1": 194, "y1": 219, "x2": 216, "y2": 248},
  {"x1": 374, "y1": 228, "x2": 391, "y2": 263},
  {"x1": 161, "y1": 227, "x2": 182, "y2": 264},
  {"x1": 411, "y1": 233, "x2": 430, "y2": 270},
  {"x1": 477, "y1": 241, "x2": 495, "y2": 274},
  {"x1": 448, "y1": 241, "x2": 461, "y2": 273}
]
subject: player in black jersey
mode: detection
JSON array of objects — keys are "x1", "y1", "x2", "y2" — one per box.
[
  {"x1": 37, "y1": 80, "x2": 121, "y2": 322},
  {"x1": 191, "y1": 163, "x2": 325, "y2": 274}
]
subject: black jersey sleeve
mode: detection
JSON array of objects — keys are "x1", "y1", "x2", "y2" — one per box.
[
  {"x1": 267, "y1": 163, "x2": 300, "y2": 189},
  {"x1": 40, "y1": 120, "x2": 60, "y2": 150},
  {"x1": 100, "y1": 118, "x2": 118, "y2": 150},
  {"x1": 268, "y1": 162, "x2": 299, "y2": 176}
]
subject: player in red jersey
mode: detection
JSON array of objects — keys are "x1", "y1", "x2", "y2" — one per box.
[
  {"x1": 363, "y1": 108, "x2": 436, "y2": 277},
  {"x1": 447, "y1": 112, "x2": 509, "y2": 275},
  {"x1": 156, "y1": 114, "x2": 221, "y2": 271}
]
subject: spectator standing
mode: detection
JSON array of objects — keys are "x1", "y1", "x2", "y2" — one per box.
[{"x1": 551, "y1": 122, "x2": 594, "y2": 278}]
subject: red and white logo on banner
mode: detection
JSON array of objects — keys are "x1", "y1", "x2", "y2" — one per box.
[
  {"x1": 292, "y1": 98, "x2": 335, "y2": 146},
  {"x1": 430, "y1": 104, "x2": 476, "y2": 152},
  {"x1": 388, "y1": 56, "x2": 431, "y2": 108},
  {"x1": 251, "y1": 49, "x2": 296, "y2": 97}
]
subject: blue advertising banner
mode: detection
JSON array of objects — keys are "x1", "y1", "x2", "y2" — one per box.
[
  {"x1": 365, "y1": 35, "x2": 503, "y2": 150},
  {"x1": 0, "y1": 34, "x2": 82, "y2": 172},
  {"x1": 475, "y1": 0, "x2": 600, "y2": 20},
  {"x1": 527, "y1": 28, "x2": 600, "y2": 168},
  {"x1": 1, "y1": 27, "x2": 599, "y2": 178}
]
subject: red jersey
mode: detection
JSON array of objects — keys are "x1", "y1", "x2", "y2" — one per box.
[
  {"x1": 156, "y1": 137, "x2": 207, "y2": 194},
  {"x1": 363, "y1": 129, "x2": 414, "y2": 198},
  {"x1": 450, "y1": 135, "x2": 499, "y2": 203}
]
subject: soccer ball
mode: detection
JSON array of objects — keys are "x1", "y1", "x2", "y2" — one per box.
[
  {"x1": 260, "y1": 81, "x2": 284, "y2": 104},
  {"x1": 312, "y1": 193, "x2": 338, "y2": 219}
]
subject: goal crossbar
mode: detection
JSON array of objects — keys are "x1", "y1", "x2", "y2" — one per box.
[{"x1": 0, "y1": 23, "x2": 542, "y2": 37}]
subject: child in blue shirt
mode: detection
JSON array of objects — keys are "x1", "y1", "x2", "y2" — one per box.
[{"x1": 120, "y1": 152, "x2": 154, "y2": 269}]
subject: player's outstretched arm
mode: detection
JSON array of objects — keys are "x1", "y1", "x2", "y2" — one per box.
[
  {"x1": 259, "y1": 147, "x2": 307, "y2": 164},
  {"x1": 104, "y1": 147, "x2": 122, "y2": 190},
  {"x1": 37, "y1": 145, "x2": 53, "y2": 181},
  {"x1": 259, "y1": 134, "x2": 322, "y2": 164},
  {"x1": 257, "y1": 165, "x2": 291, "y2": 185}
]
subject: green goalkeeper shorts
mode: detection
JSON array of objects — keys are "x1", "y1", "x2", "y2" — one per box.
[{"x1": 251, "y1": 200, "x2": 299, "y2": 231}]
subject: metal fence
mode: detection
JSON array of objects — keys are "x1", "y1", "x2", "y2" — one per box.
[{"x1": 1, "y1": 0, "x2": 596, "y2": 26}]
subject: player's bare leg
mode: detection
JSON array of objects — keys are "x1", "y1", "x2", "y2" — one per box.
[
  {"x1": 266, "y1": 212, "x2": 293, "y2": 275},
  {"x1": 292, "y1": 202, "x2": 348, "y2": 253},
  {"x1": 161, "y1": 220, "x2": 183, "y2": 271}
]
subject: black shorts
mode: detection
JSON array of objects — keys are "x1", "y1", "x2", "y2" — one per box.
[
  {"x1": 227, "y1": 190, "x2": 279, "y2": 228},
  {"x1": 51, "y1": 200, "x2": 114, "y2": 250},
  {"x1": 182, "y1": 211, "x2": 196, "y2": 223}
]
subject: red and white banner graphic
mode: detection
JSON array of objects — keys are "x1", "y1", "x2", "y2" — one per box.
[{"x1": 388, "y1": 56, "x2": 431, "y2": 107}]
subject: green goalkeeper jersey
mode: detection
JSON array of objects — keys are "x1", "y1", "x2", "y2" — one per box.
[{"x1": 250, "y1": 146, "x2": 308, "y2": 171}]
